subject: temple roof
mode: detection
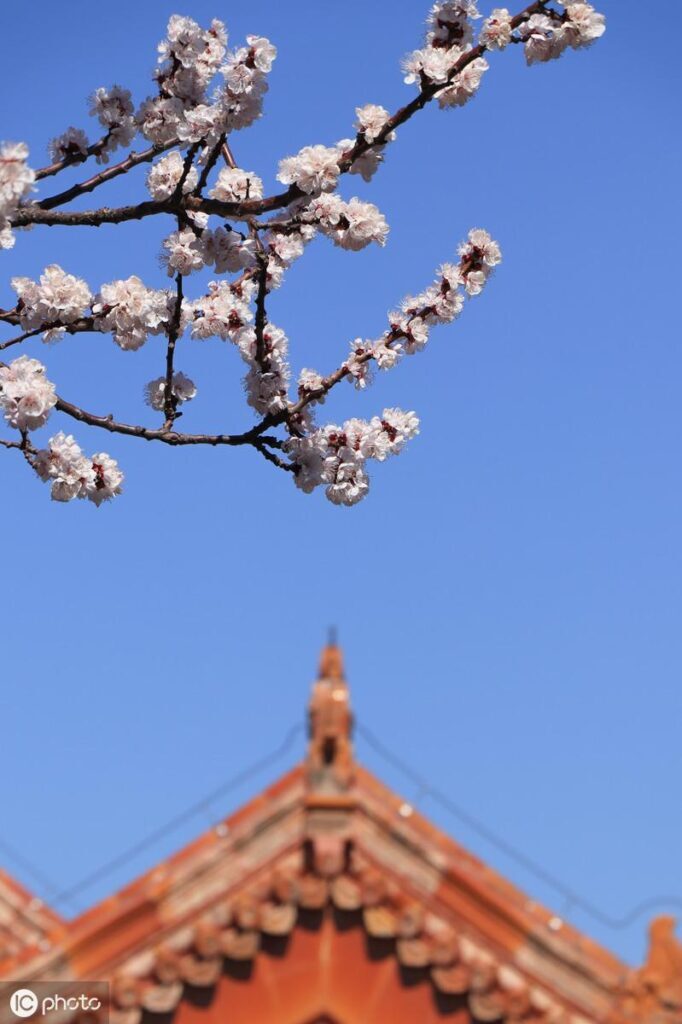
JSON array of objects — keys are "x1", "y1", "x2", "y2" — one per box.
[{"x1": 0, "y1": 644, "x2": 679, "y2": 1024}]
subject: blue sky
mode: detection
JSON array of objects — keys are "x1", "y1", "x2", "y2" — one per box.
[{"x1": 1, "y1": 0, "x2": 680, "y2": 967}]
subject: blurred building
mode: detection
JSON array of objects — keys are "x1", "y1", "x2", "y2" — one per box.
[{"x1": 0, "y1": 643, "x2": 680, "y2": 1024}]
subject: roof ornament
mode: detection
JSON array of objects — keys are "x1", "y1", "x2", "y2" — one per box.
[
  {"x1": 306, "y1": 633, "x2": 354, "y2": 791},
  {"x1": 617, "y1": 916, "x2": 682, "y2": 1023}
]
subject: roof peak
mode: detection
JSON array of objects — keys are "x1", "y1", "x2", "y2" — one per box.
[
  {"x1": 308, "y1": 635, "x2": 353, "y2": 789},
  {"x1": 318, "y1": 634, "x2": 345, "y2": 682}
]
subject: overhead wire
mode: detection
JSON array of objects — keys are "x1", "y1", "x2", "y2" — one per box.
[
  {"x1": 356, "y1": 721, "x2": 682, "y2": 930},
  {"x1": 1, "y1": 718, "x2": 679, "y2": 932}
]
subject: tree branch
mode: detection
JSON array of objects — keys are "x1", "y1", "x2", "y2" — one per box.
[
  {"x1": 54, "y1": 392, "x2": 281, "y2": 449},
  {"x1": 34, "y1": 131, "x2": 116, "y2": 181},
  {"x1": 0, "y1": 318, "x2": 96, "y2": 351},
  {"x1": 37, "y1": 142, "x2": 176, "y2": 211},
  {"x1": 15, "y1": 3, "x2": 549, "y2": 232},
  {"x1": 162, "y1": 270, "x2": 184, "y2": 429}
]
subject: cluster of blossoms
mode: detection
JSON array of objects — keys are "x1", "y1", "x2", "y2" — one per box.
[
  {"x1": 301, "y1": 195, "x2": 389, "y2": 252},
  {"x1": 517, "y1": 3, "x2": 605, "y2": 64},
  {"x1": 286, "y1": 409, "x2": 420, "y2": 506},
  {"x1": 0, "y1": 355, "x2": 56, "y2": 431},
  {"x1": 403, "y1": 0, "x2": 488, "y2": 101},
  {"x1": 145, "y1": 371, "x2": 196, "y2": 411},
  {"x1": 146, "y1": 150, "x2": 199, "y2": 200},
  {"x1": 92, "y1": 276, "x2": 180, "y2": 351},
  {"x1": 162, "y1": 222, "x2": 255, "y2": 278},
  {"x1": 190, "y1": 277, "x2": 256, "y2": 342},
  {"x1": 209, "y1": 166, "x2": 263, "y2": 203},
  {"x1": 0, "y1": 142, "x2": 34, "y2": 250},
  {"x1": 90, "y1": 85, "x2": 137, "y2": 160},
  {"x1": 34, "y1": 432, "x2": 123, "y2": 504},
  {"x1": 12, "y1": 265, "x2": 92, "y2": 342},
  {"x1": 43, "y1": 15, "x2": 278, "y2": 179},
  {"x1": 0, "y1": 3, "x2": 605, "y2": 507},
  {"x1": 48, "y1": 126, "x2": 90, "y2": 166},
  {"x1": 138, "y1": 22, "x2": 277, "y2": 146}
]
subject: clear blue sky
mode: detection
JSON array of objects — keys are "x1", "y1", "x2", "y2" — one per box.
[{"x1": 1, "y1": 0, "x2": 680, "y2": 967}]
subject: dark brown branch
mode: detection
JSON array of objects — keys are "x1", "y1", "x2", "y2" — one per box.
[
  {"x1": 34, "y1": 131, "x2": 115, "y2": 181},
  {"x1": 253, "y1": 440, "x2": 294, "y2": 473},
  {"x1": 162, "y1": 271, "x2": 184, "y2": 429},
  {"x1": 37, "y1": 142, "x2": 176, "y2": 211},
  {"x1": 253, "y1": 255, "x2": 269, "y2": 368},
  {"x1": 12, "y1": 199, "x2": 174, "y2": 228},
  {"x1": 0, "y1": 318, "x2": 96, "y2": 351},
  {"x1": 54, "y1": 393, "x2": 282, "y2": 449},
  {"x1": 194, "y1": 134, "x2": 227, "y2": 195},
  {"x1": 0, "y1": 326, "x2": 45, "y2": 351}
]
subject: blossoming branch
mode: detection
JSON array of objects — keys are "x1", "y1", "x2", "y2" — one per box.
[{"x1": 0, "y1": 1, "x2": 605, "y2": 506}]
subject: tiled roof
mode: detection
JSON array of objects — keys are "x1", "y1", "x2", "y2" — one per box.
[{"x1": 0, "y1": 644, "x2": 679, "y2": 1024}]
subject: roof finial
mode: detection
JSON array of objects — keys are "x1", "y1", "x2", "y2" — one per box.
[
  {"x1": 318, "y1": 629, "x2": 344, "y2": 681},
  {"x1": 307, "y1": 635, "x2": 353, "y2": 789}
]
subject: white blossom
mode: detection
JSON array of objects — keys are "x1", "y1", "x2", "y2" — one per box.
[
  {"x1": 0, "y1": 141, "x2": 35, "y2": 250},
  {"x1": 403, "y1": 46, "x2": 458, "y2": 87},
  {"x1": 355, "y1": 104, "x2": 391, "y2": 144},
  {"x1": 191, "y1": 279, "x2": 255, "y2": 341},
  {"x1": 218, "y1": 34, "x2": 276, "y2": 133},
  {"x1": 137, "y1": 96, "x2": 185, "y2": 146},
  {"x1": 245, "y1": 35, "x2": 277, "y2": 73},
  {"x1": 88, "y1": 452, "x2": 124, "y2": 505},
  {"x1": 157, "y1": 16, "x2": 228, "y2": 101},
  {"x1": 93, "y1": 276, "x2": 174, "y2": 351},
  {"x1": 427, "y1": 1, "x2": 480, "y2": 48},
  {"x1": 241, "y1": 322, "x2": 290, "y2": 415},
  {"x1": 437, "y1": 57, "x2": 489, "y2": 108},
  {"x1": 48, "y1": 127, "x2": 90, "y2": 164},
  {"x1": 34, "y1": 432, "x2": 94, "y2": 502},
  {"x1": 145, "y1": 371, "x2": 196, "y2": 410},
  {"x1": 0, "y1": 355, "x2": 57, "y2": 431},
  {"x1": 346, "y1": 339, "x2": 373, "y2": 389},
  {"x1": 519, "y1": 14, "x2": 562, "y2": 64},
  {"x1": 12, "y1": 265, "x2": 92, "y2": 339},
  {"x1": 562, "y1": 4, "x2": 606, "y2": 49},
  {"x1": 34, "y1": 432, "x2": 123, "y2": 505},
  {"x1": 204, "y1": 226, "x2": 256, "y2": 274},
  {"x1": 146, "y1": 150, "x2": 199, "y2": 200},
  {"x1": 89, "y1": 85, "x2": 136, "y2": 158},
  {"x1": 369, "y1": 408, "x2": 420, "y2": 459},
  {"x1": 286, "y1": 407, "x2": 419, "y2": 506},
  {"x1": 298, "y1": 368, "x2": 325, "y2": 397},
  {"x1": 176, "y1": 103, "x2": 222, "y2": 144},
  {"x1": 480, "y1": 8, "x2": 513, "y2": 49},
  {"x1": 265, "y1": 229, "x2": 308, "y2": 269},
  {"x1": 304, "y1": 196, "x2": 388, "y2": 251},
  {"x1": 209, "y1": 166, "x2": 263, "y2": 203},
  {"x1": 457, "y1": 227, "x2": 501, "y2": 294},
  {"x1": 277, "y1": 145, "x2": 341, "y2": 195},
  {"x1": 162, "y1": 227, "x2": 209, "y2": 276},
  {"x1": 347, "y1": 145, "x2": 387, "y2": 183}
]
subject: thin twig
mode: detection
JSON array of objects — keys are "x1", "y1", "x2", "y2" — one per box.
[
  {"x1": 34, "y1": 131, "x2": 114, "y2": 181},
  {"x1": 0, "y1": 318, "x2": 96, "y2": 351},
  {"x1": 162, "y1": 270, "x2": 184, "y2": 429},
  {"x1": 194, "y1": 134, "x2": 227, "y2": 195},
  {"x1": 37, "y1": 142, "x2": 176, "y2": 211}
]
